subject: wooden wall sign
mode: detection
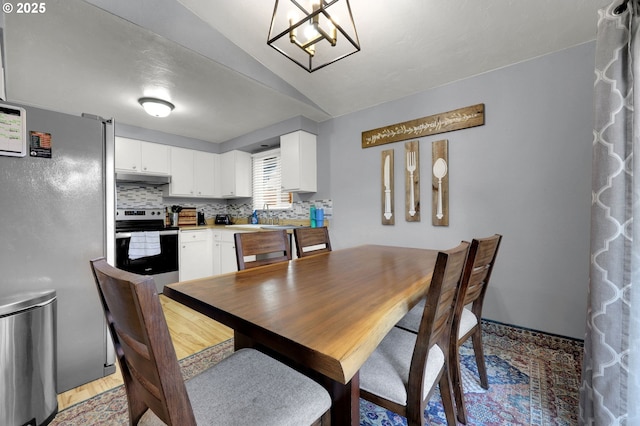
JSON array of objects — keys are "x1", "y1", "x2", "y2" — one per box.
[
  {"x1": 362, "y1": 103, "x2": 484, "y2": 148},
  {"x1": 381, "y1": 149, "x2": 394, "y2": 225},
  {"x1": 432, "y1": 140, "x2": 449, "y2": 226},
  {"x1": 405, "y1": 141, "x2": 420, "y2": 222}
]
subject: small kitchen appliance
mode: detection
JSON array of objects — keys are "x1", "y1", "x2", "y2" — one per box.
[
  {"x1": 215, "y1": 214, "x2": 233, "y2": 225},
  {"x1": 197, "y1": 210, "x2": 206, "y2": 225}
]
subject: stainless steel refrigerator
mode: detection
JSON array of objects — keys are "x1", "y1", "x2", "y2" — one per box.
[{"x1": 0, "y1": 103, "x2": 116, "y2": 392}]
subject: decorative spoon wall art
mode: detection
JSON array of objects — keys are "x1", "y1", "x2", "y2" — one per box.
[
  {"x1": 432, "y1": 140, "x2": 449, "y2": 226},
  {"x1": 405, "y1": 141, "x2": 420, "y2": 222}
]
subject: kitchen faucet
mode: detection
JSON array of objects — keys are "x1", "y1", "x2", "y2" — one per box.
[{"x1": 262, "y1": 204, "x2": 279, "y2": 225}]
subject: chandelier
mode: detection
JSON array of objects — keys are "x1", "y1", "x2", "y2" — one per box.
[{"x1": 267, "y1": 0, "x2": 360, "y2": 73}]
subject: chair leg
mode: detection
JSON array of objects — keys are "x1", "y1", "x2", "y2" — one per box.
[
  {"x1": 125, "y1": 381, "x2": 150, "y2": 425},
  {"x1": 439, "y1": 366, "x2": 458, "y2": 426},
  {"x1": 471, "y1": 327, "x2": 488, "y2": 389},
  {"x1": 450, "y1": 343, "x2": 468, "y2": 424}
]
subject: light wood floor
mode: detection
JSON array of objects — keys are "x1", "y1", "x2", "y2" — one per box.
[{"x1": 56, "y1": 295, "x2": 233, "y2": 411}]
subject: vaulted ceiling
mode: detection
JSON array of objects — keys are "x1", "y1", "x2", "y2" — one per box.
[{"x1": 2, "y1": 0, "x2": 612, "y2": 144}]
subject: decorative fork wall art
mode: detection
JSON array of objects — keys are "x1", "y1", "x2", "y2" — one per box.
[{"x1": 405, "y1": 141, "x2": 420, "y2": 222}]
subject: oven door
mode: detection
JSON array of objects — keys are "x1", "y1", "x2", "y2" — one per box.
[{"x1": 115, "y1": 230, "x2": 178, "y2": 275}]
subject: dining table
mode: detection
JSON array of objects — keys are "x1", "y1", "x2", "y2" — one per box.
[{"x1": 163, "y1": 244, "x2": 439, "y2": 426}]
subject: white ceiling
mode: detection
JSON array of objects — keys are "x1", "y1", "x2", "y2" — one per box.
[{"x1": 2, "y1": 0, "x2": 612, "y2": 145}]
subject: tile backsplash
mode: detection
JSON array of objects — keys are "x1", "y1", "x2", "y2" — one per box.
[{"x1": 116, "y1": 183, "x2": 332, "y2": 222}]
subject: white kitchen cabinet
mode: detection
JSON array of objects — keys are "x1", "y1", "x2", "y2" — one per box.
[
  {"x1": 220, "y1": 150, "x2": 252, "y2": 198},
  {"x1": 167, "y1": 147, "x2": 195, "y2": 196},
  {"x1": 219, "y1": 230, "x2": 239, "y2": 274},
  {"x1": 194, "y1": 151, "x2": 221, "y2": 197},
  {"x1": 213, "y1": 229, "x2": 240, "y2": 275},
  {"x1": 179, "y1": 229, "x2": 213, "y2": 281},
  {"x1": 166, "y1": 147, "x2": 220, "y2": 198},
  {"x1": 281, "y1": 130, "x2": 317, "y2": 193},
  {"x1": 115, "y1": 137, "x2": 169, "y2": 174}
]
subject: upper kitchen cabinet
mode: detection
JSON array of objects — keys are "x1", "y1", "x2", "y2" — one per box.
[
  {"x1": 165, "y1": 147, "x2": 220, "y2": 198},
  {"x1": 195, "y1": 151, "x2": 221, "y2": 197},
  {"x1": 220, "y1": 150, "x2": 251, "y2": 198},
  {"x1": 115, "y1": 137, "x2": 169, "y2": 174},
  {"x1": 281, "y1": 131, "x2": 317, "y2": 193}
]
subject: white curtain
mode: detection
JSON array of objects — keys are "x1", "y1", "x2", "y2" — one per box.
[{"x1": 580, "y1": 0, "x2": 640, "y2": 424}]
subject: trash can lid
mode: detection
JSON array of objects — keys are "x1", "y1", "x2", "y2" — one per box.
[{"x1": 0, "y1": 289, "x2": 56, "y2": 317}]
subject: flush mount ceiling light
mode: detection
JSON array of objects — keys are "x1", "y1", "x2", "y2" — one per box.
[
  {"x1": 138, "y1": 97, "x2": 175, "y2": 118},
  {"x1": 267, "y1": 0, "x2": 360, "y2": 73}
]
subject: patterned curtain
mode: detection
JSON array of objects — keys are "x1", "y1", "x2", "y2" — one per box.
[{"x1": 580, "y1": 0, "x2": 640, "y2": 424}]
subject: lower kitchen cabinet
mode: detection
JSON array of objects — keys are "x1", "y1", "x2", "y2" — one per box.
[
  {"x1": 213, "y1": 229, "x2": 240, "y2": 275},
  {"x1": 219, "y1": 230, "x2": 239, "y2": 274},
  {"x1": 181, "y1": 229, "x2": 241, "y2": 279},
  {"x1": 179, "y1": 229, "x2": 213, "y2": 281}
]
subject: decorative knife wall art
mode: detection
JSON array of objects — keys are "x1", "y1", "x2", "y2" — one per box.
[
  {"x1": 405, "y1": 141, "x2": 420, "y2": 222},
  {"x1": 381, "y1": 149, "x2": 394, "y2": 225},
  {"x1": 432, "y1": 140, "x2": 449, "y2": 226}
]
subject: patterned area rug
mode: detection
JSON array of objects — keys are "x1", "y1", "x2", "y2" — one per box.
[
  {"x1": 51, "y1": 340, "x2": 235, "y2": 425},
  {"x1": 362, "y1": 320, "x2": 583, "y2": 425},
  {"x1": 52, "y1": 321, "x2": 583, "y2": 425}
]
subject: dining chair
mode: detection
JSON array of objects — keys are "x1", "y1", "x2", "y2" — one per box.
[
  {"x1": 293, "y1": 226, "x2": 332, "y2": 258},
  {"x1": 359, "y1": 242, "x2": 469, "y2": 426},
  {"x1": 90, "y1": 258, "x2": 331, "y2": 426},
  {"x1": 234, "y1": 229, "x2": 292, "y2": 270},
  {"x1": 394, "y1": 234, "x2": 502, "y2": 424},
  {"x1": 448, "y1": 234, "x2": 502, "y2": 424}
]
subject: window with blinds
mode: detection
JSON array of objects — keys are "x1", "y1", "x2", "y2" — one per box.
[{"x1": 252, "y1": 149, "x2": 292, "y2": 211}]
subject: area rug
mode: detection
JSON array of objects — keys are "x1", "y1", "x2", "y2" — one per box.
[
  {"x1": 52, "y1": 320, "x2": 583, "y2": 425},
  {"x1": 361, "y1": 320, "x2": 583, "y2": 426},
  {"x1": 51, "y1": 340, "x2": 235, "y2": 425}
]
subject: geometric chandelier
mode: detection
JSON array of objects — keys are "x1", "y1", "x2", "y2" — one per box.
[{"x1": 267, "y1": 0, "x2": 360, "y2": 73}]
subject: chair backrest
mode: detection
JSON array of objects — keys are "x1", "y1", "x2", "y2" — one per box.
[
  {"x1": 293, "y1": 227, "x2": 332, "y2": 258},
  {"x1": 407, "y1": 242, "x2": 469, "y2": 412},
  {"x1": 90, "y1": 258, "x2": 196, "y2": 426},
  {"x1": 234, "y1": 230, "x2": 292, "y2": 270},
  {"x1": 455, "y1": 234, "x2": 502, "y2": 323}
]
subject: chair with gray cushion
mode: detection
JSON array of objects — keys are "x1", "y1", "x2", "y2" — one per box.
[
  {"x1": 448, "y1": 234, "x2": 502, "y2": 424},
  {"x1": 359, "y1": 242, "x2": 469, "y2": 426},
  {"x1": 90, "y1": 257, "x2": 331, "y2": 426},
  {"x1": 234, "y1": 230, "x2": 292, "y2": 270},
  {"x1": 394, "y1": 234, "x2": 502, "y2": 424},
  {"x1": 293, "y1": 227, "x2": 332, "y2": 258}
]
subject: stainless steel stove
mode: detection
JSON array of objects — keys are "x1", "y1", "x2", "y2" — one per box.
[{"x1": 115, "y1": 208, "x2": 179, "y2": 291}]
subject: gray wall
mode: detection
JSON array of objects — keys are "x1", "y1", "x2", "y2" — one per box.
[{"x1": 317, "y1": 42, "x2": 594, "y2": 339}]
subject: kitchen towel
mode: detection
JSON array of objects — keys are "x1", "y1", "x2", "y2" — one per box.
[{"x1": 128, "y1": 231, "x2": 161, "y2": 260}]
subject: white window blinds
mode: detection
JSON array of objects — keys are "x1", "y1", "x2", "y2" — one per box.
[{"x1": 252, "y1": 149, "x2": 291, "y2": 211}]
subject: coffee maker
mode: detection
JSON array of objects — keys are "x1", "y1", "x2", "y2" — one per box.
[{"x1": 197, "y1": 210, "x2": 206, "y2": 226}]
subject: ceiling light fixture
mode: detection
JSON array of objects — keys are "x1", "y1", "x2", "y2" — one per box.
[
  {"x1": 138, "y1": 97, "x2": 175, "y2": 118},
  {"x1": 267, "y1": 0, "x2": 360, "y2": 73}
]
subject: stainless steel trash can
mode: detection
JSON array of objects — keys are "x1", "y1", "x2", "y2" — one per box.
[{"x1": 0, "y1": 290, "x2": 57, "y2": 426}]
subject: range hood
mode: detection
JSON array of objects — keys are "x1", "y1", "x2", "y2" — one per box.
[{"x1": 115, "y1": 172, "x2": 171, "y2": 185}]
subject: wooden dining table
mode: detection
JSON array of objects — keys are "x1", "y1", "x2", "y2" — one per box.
[{"x1": 164, "y1": 244, "x2": 439, "y2": 426}]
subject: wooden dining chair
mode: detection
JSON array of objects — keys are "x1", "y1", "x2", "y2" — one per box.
[
  {"x1": 234, "y1": 230, "x2": 292, "y2": 270},
  {"x1": 448, "y1": 234, "x2": 502, "y2": 424},
  {"x1": 293, "y1": 226, "x2": 332, "y2": 258},
  {"x1": 90, "y1": 258, "x2": 331, "y2": 426},
  {"x1": 394, "y1": 234, "x2": 502, "y2": 424},
  {"x1": 359, "y1": 242, "x2": 469, "y2": 426}
]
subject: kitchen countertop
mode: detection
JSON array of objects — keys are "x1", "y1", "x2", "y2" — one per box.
[{"x1": 178, "y1": 219, "x2": 324, "y2": 232}]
